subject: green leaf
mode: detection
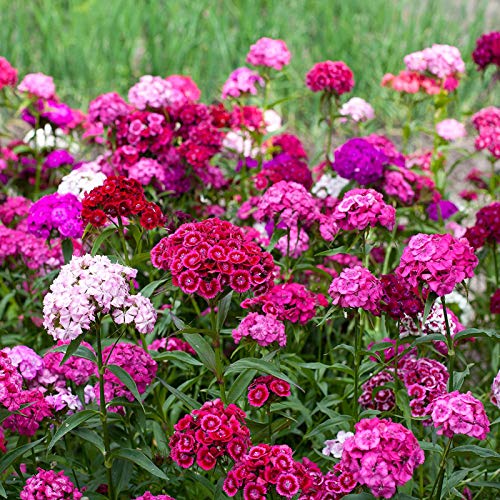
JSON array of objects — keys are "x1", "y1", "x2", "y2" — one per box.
[
  {"x1": 158, "y1": 378, "x2": 199, "y2": 410},
  {"x1": 183, "y1": 333, "x2": 217, "y2": 374},
  {"x1": 140, "y1": 276, "x2": 172, "y2": 298},
  {"x1": 422, "y1": 293, "x2": 436, "y2": 324},
  {"x1": 72, "y1": 427, "x2": 105, "y2": 454},
  {"x1": 226, "y1": 369, "x2": 257, "y2": 404},
  {"x1": 450, "y1": 445, "x2": 500, "y2": 460},
  {"x1": 110, "y1": 448, "x2": 168, "y2": 480},
  {"x1": 61, "y1": 334, "x2": 87, "y2": 364},
  {"x1": 91, "y1": 225, "x2": 118, "y2": 256},
  {"x1": 454, "y1": 328, "x2": 499, "y2": 341},
  {"x1": 151, "y1": 350, "x2": 203, "y2": 366},
  {"x1": 151, "y1": 421, "x2": 168, "y2": 454},
  {"x1": 410, "y1": 333, "x2": 446, "y2": 346},
  {"x1": 62, "y1": 238, "x2": 74, "y2": 264},
  {"x1": 0, "y1": 437, "x2": 45, "y2": 475},
  {"x1": 48, "y1": 409, "x2": 98, "y2": 450},
  {"x1": 217, "y1": 291, "x2": 233, "y2": 331},
  {"x1": 107, "y1": 364, "x2": 145, "y2": 411},
  {"x1": 343, "y1": 493, "x2": 376, "y2": 499},
  {"x1": 224, "y1": 358, "x2": 301, "y2": 390},
  {"x1": 315, "y1": 246, "x2": 348, "y2": 257},
  {"x1": 51, "y1": 344, "x2": 97, "y2": 365},
  {"x1": 266, "y1": 228, "x2": 287, "y2": 252}
]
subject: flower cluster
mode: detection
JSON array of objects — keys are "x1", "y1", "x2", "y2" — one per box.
[
  {"x1": 269, "y1": 133, "x2": 308, "y2": 159},
  {"x1": 222, "y1": 67, "x2": 264, "y2": 99},
  {"x1": 472, "y1": 31, "x2": 500, "y2": 71},
  {"x1": 328, "y1": 265, "x2": 382, "y2": 315},
  {"x1": 333, "y1": 138, "x2": 387, "y2": 185},
  {"x1": 27, "y1": 192, "x2": 83, "y2": 239},
  {"x1": 436, "y1": 119, "x2": 467, "y2": 141},
  {"x1": 0, "y1": 56, "x2": 17, "y2": 89},
  {"x1": 339, "y1": 97, "x2": 375, "y2": 122},
  {"x1": 20, "y1": 468, "x2": 83, "y2": 500},
  {"x1": 491, "y1": 370, "x2": 500, "y2": 408},
  {"x1": 94, "y1": 343, "x2": 157, "y2": 409},
  {"x1": 359, "y1": 370, "x2": 395, "y2": 411},
  {"x1": 299, "y1": 461, "x2": 357, "y2": 499},
  {"x1": 232, "y1": 312, "x2": 286, "y2": 347},
  {"x1": 395, "y1": 233, "x2": 478, "y2": 296},
  {"x1": 379, "y1": 273, "x2": 426, "y2": 319},
  {"x1": 133, "y1": 493, "x2": 175, "y2": 500},
  {"x1": 82, "y1": 175, "x2": 164, "y2": 229},
  {"x1": 44, "y1": 149, "x2": 74, "y2": 169},
  {"x1": 404, "y1": 44, "x2": 465, "y2": 79},
  {"x1": 247, "y1": 375, "x2": 291, "y2": 407},
  {"x1": 149, "y1": 336, "x2": 196, "y2": 355},
  {"x1": 426, "y1": 200, "x2": 458, "y2": 221},
  {"x1": 2, "y1": 345, "x2": 43, "y2": 382},
  {"x1": 43, "y1": 254, "x2": 157, "y2": 341},
  {"x1": 88, "y1": 91, "x2": 130, "y2": 125},
  {"x1": 224, "y1": 444, "x2": 313, "y2": 499},
  {"x1": 0, "y1": 350, "x2": 23, "y2": 410},
  {"x1": 57, "y1": 162, "x2": 107, "y2": 200},
  {"x1": 128, "y1": 75, "x2": 174, "y2": 110},
  {"x1": 255, "y1": 154, "x2": 313, "y2": 190},
  {"x1": 341, "y1": 418, "x2": 425, "y2": 498},
  {"x1": 322, "y1": 430, "x2": 354, "y2": 458},
  {"x1": 18, "y1": 72, "x2": 56, "y2": 99},
  {"x1": 246, "y1": 37, "x2": 291, "y2": 70},
  {"x1": 0, "y1": 195, "x2": 31, "y2": 226},
  {"x1": 241, "y1": 282, "x2": 328, "y2": 324},
  {"x1": 465, "y1": 202, "x2": 500, "y2": 250},
  {"x1": 381, "y1": 70, "x2": 458, "y2": 95},
  {"x1": 151, "y1": 218, "x2": 275, "y2": 299},
  {"x1": 471, "y1": 106, "x2": 500, "y2": 158},
  {"x1": 169, "y1": 399, "x2": 250, "y2": 470},
  {"x1": 305, "y1": 60, "x2": 354, "y2": 95},
  {"x1": 429, "y1": 391, "x2": 490, "y2": 440}
]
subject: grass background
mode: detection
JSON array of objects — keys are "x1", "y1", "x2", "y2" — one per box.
[{"x1": 1, "y1": 0, "x2": 497, "y2": 138}]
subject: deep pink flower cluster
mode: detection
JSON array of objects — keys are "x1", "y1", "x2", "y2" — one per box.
[
  {"x1": 2, "y1": 345, "x2": 43, "y2": 382},
  {"x1": 472, "y1": 31, "x2": 500, "y2": 70},
  {"x1": 133, "y1": 492, "x2": 175, "y2": 500},
  {"x1": 305, "y1": 61, "x2": 354, "y2": 95},
  {"x1": 328, "y1": 265, "x2": 382, "y2": 315},
  {"x1": 404, "y1": 44, "x2": 465, "y2": 78},
  {"x1": 464, "y1": 202, "x2": 500, "y2": 249},
  {"x1": 359, "y1": 371, "x2": 395, "y2": 411},
  {"x1": 381, "y1": 165, "x2": 436, "y2": 206},
  {"x1": 151, "y1": 218, "x2": 275, "y2": 299},
  {"x1": 246, "y1": 37, "x2": 291, "y2": 70},
  {"x1": 0, "y1": 195, "x2": 31, "y2": 226},
  {"x1": 429, "y1": 391, "x2": 490, "y2": 440},
  {"x1": 20, "y1": 468, "x2": 83, "y2": 500},
  {"x1": 275, "y1": 226, "x2": 310, "y2": 258},
  {"x1": 94, "y1": 343, "x2": 157, "y2": 410},
  {"x1": 381, "y1": 70, "x2": 459, "y2": 95},
  {"x1": 395, "y1": 233, "x2": 478, "y2": 296},
  {"x1": 491, "y1": 370, "x2": 500, "y2": 408},
  {"x1": 0, "y1": 350, "x2": 23, "y2": 410},
  {"x1": 232, "y1": 312, "x2": 287, "y2": 347},
  {"x1": 254, "y1": 181, "x2": 319, "y2": 229},
  {"x1": 165, "y1": 74, "x2": 201, "y2": 107},
  {"x1": 254, "y1": 154, "x2": 313, "y2": 190},
  {"x1": 241, "y1": 282, "x2": 328, "y2": 324},
  {"x1": 18, "y1": 72, "x2": 56, "y2": 99},
  {"x1": 169, "y1": 398, "x2": 250, "y2": 470},
  {"x1": 222, "y1": 67, "x2": 265, "y2": 99},
  {"x1": 298, "y1": 461, "x2": 357, "y2": 499},
  {"x1": 0, "y1": 56, "x2": 17, "y2": 89},
  {"x1": 471, "y1": 106, "x2": 500, "y2": 158},
  {"x1": 268, "y1": 133, "x2": 308, "y2": 160},
  {"x1": 379, "y1": 273, "x2": 426, "y2": 319},
  {"x1": 42, "y1": 340, "x2": 96, "y2": 386},
  {"x1": 491, "y1": 288, "x2": 500, "y2": 314},
  {"x1": 44, "y1": 149, "x2": 74, "y2": 169},
  {"x1": 43, "y1": 254, "x2": 157, "y2": 341},
  {"x1": 224, "y1": 444, "x2": 314, "y2": 499},
  {"x1": 247, "y1": 375, "x2": 291, "y2": 407},
  {"x1": 341, "y1": 418, "x2": 425, "y2": 498},
  {"x1": 26, "y1": 192, "x2": 83, "y2": 239},
  {"x1": 88, "y1": 91, "x2": 130, "y2": 126},
  {"x1": 149, "y1": 336, "x2": 196, "y2": 355},
  {"x1": 128, "y1": 75, "x2": 175, "y2": 110},
  {"x1": 177, "y1": 121, "x2": 224, "y2": 168},
  {"x1": 0, "y1": 427, "x2": 5, "y2": 453}
]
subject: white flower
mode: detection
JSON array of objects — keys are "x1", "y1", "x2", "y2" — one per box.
[{"x1": 322, "y1": 430, "x2": 354, "y2": 458}]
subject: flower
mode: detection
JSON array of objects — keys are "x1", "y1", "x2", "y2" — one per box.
[
  {"x1": 246, "y1": 37, "x2": 291, "y2": 70},
  {"x1": 20, "y1": 468, "x2": 83, "y2": 499},
  {"x1": 3, "y1": 389, "x2": 52, "y2": 436},
  {"x1": 464, "y1": 202, "x2": 500, "y2": 249},
  {"x1": 339, "y1": 97, "x2": 375, "y2": 122},
  {"x1": 305, "y1": 61, "x2": 354, "y2": 95},
  {"x1": 44, "y1": 149, "x2": 74, "y2": 169},
  {"x1": 0, "y1": 351, "x2": 23, "y2": 410},
  {"x1": 379, "y1": 273, "x2": 426, "y2": 319},
  {"x1": 341, "y1": 418, "x2": 424, "y2": 498},
  {"x1": 133, "y1": 493, "x2": 175, "y2": 500},
  {"x1": 2, "y1": 346, "x2": 43, "y2": 382},
  {"x1": 436, "y1": 119, "x2": 467, "y2": 141},
  {"x1": 328, "y1": 265, "x2": 383, "y2": 315},
  {"x1": 57, "y1": 162, "x2": 107, "y2": 201},
  {"x1": 471, "y1": 107, "x2": 500, "y2": 158},
  {"x1": 404, "y1": 44, "x2": 465, "y2": 79},
  {"x1": 255, "y1": 154, "x2": 313, "y2": 190},
  {"x1": 426, "y1": 200, "x2": 459, "y2": 221},
  {"x1": 247, "y1": 375, "x2": 291, "y2": 407},
  {"x1": 472, "y1": 31, "x2": 500, "y2": 70},
  {"x1": 491, "y1": 289, "x2": 500, "y2": 314},
  {"x1": 128, "y1": 75, "x2": 175, "y2": 110},
  {"x1": 18, "y1": 72, "x2": 56, "y2": 99},
  {"x1": 429, "y1": 391, "x2": 490, "y2": 440},
  {"x1": 0, "y1": 56, "x2": 18, "y2": 89},
  {"x1": 232, "y1": 313, "x2": 286, "y2": 347},
  {"x1": 88, "y1": 92, "x2": 130, "y2": 125},
  {"x1": 221, "y1": 67, "x2": 265, "y2": 99},
  {"x1": 491, "y1": 370, "x2": 500, "y2": 408},
  {"x1": 322, "y1": 430, "x2": 354, "y2": 458}
]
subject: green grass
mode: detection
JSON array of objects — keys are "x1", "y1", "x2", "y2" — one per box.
[{"x1": 1, "y1": 0, "x2": 497, "y2": 138}]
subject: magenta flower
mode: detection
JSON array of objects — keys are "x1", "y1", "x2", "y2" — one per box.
[
  {"x1": 18, "y1": 72, "x2": 56, "y2": 99},
  {"x1": 221, "y1": 67, "x2": 265, "y2": 99},
  {"x1": 232, "y1": 313, "x2": 286, "y2": 347},
  {"x1": 20, "y1": 468, "x2": 83, "y2": 499},
  {"x1": 246, "y1": 37, "x2": 291, "y2": 70}
]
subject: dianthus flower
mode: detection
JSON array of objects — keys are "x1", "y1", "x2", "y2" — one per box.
[
  {"x1": 3, "y1": 389, "x2": 52, "y2": 436},
  {"x1": 2, "y1": 346, "x2": 43, "y2": 382},
  {"x1": 0, "y1": 195, "x2": 31, "y2": 226},
  {"x1": 364, "y1": 134, "x2": 405, "y2": 168},
  {"x1": 328, "y1": 265, "x2": 382, "y2": 315},
  {"x1": 151, "y1": 218, "x2": 275, "y2": 299},
  {"x1": 27, "y1": 192, "x2": 83, "y2": 239},
  {"x1": 20, "y1": 468, "x2": 83, "y2": 500},
  {"x1": 165, "y1": 74, "x2": 201, "y2": 104},
  {"x1": 269, "y1": 133, "x2": 308, "y2": 159},
  {"x1": 436, "y1": 119, "x2": 467, "y2": 141},
  {"x1": 471, "y1": 106, "x2": 500, "y2": 158},
  {"x1": 404, "y1": 44, "x2": 465, "y2": 79},
  {"x1": 367, "y1": 337, "x2": 412, "y2": 364},
  {"x1": 57, "y1": 162, "x2": 107, "y2": 201},
  {"x1": 465, "y1": 202, "x2": 500, "y2": 251},
  {"x1": 333, "y1": 138, "x2": 387, "y2": 185},
  {"x1": 246, "y1": 37, "x2": 291, "y2": 70},
  {"x1": 426, "y1": 200, "x2": 459, "y2": 221},
  {"x1": 43, "y1": 254, "x2": 156, "y2": 341},
  {"x1": 45, "y1": 386, "x2": 83, "y2": 413},
  {"x1": 359, "y1": 370, "x2": 395, "y2": 412},
  {"x1": 229, "y1": 105, "x2": 265, "y2": 132},
  {"x1": 275, "y1": 225, "x2": 310, "y2": 258},
  {"x1": 125, "y1": 157, "x2": 166, "y2": 186},
  {"x1": 93, "y1": 343, "x2": 157, "y2": 410},
  {"x1": 0, "y1": 56, "x2": 18, "y2": 88},
  {"x1": 381, "y1": 70, "x2": 458, "y2": 95},
  {"x1": 0, "y1": 427, "x2": 5, "y2": 453},
  {"x1": 224, "y1": 444, "x2": 314, "y2": 499},
  {"x1": 312, "y1": 172, "x2": 350, "y2": 200},
  {"x1": 379, "y1": 273, "x2": 426, "y2": 319},
  {"x1": 88, "y1": 92, "x2": 130, "y2": 125},
  {"x1": 42, "y1": 340, "x2": 96, "y2": 386},
  {"x1": 44, "y1": 149, "x2": 74, "y2": 169},
  {"x1": 305, "y1": 60, "x2": 354, "y2": 95},
  {"x1": 221, "y1": 67, "x2": 265, "y2": 99},
  {"x1": 429, "y1": 391, "x2": 490, "y2": 440},
  {"x1": 170, "y1": 398, "x2": 250, "y2": 471},
  {"x1": 232, "y1": 313, "x2": 286, "y2": 347},
  {"x1": 18, "y1": 72, "x2": 56, "y2": 99},
  {"x1": 0, "y1": 351, "x2": 23, "y2": 410},
  {"x1": 128, "y1": 75, "x2": 176, "y2": 110},
  {"x1": 133, "y1": 492, "x2": 175, "y2": 500},
  {"x1": 149, "y1": 336, "x2": 196, "y2": 355},
  {"x1": 491, "y1": 288, "x2": 500, "y2": 314},
  {"x1": 491, "y1": 370, "x2": 500, "y2": 408},
  {"x1": 254, "y1": 181, "x2": 319, "y2": 229},
  {"x1": 255, "y1": 154, "x2": 313, "y2": 190},
  {"x1": 339, "y1": 97, "x2": 375, "y2": 122},
  {"x1": 241, "y1": 282, "x2": 328, "y2": 324},
  {"x1": 82, "y1": 175, "x2": 164, "y2": 229},
  {"x1": 341, "y1": 417, "x2": 424, "y2": 498},
  {"x1": 381, "y1": 166, "x2": 435, "y2": 206},
  {"x1": 322, "y1": 430, "x2": 355, "y2": 458},
  {"x1": 247, "y1": 375, "x2": 291, "y2": 407},
  {"x1": 472, "y1": 31, "x2": 500, "y2": 70},
  {"x1": 395, "y1": 233, "x2": 478, "y2": 296},
  {"x1": 177, "y1": 121, "x2": 224, "y2": 168},
  {"x1": 298, "y1": 461, "x2": 357, "y2": 499}
]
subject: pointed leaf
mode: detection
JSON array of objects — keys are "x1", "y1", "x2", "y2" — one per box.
[
  {"x1": 110, "y1": 448, "x2": 168, "y2": 480},
  {"x1": 217, "y1": 291, "x2": 233, "y2": 331},
  {"x1": 226, "y1": 369, "x2": 257, "y2": 404},
  {"x1": 183, "y1": 333, "x2": 217, "y2": 374},
  {"x1": 48, "y1": 409, "x2": 98, "y2": 450},
  {"x1": 107, "y1": 364, "x2": 145, "y2": 411}
]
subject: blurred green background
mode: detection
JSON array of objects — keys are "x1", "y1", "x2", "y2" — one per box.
[{"x1": 1, "y1": 0, "x2": 497, "y2": 136}]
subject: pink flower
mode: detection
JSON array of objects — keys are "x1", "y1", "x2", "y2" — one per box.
[
  {"x1": 222, "y1": 67, "x2": 265, "y2": 99},
  {"x1": 247, "y1": 375, "x2": 291, "y2": 407},
  {"x1": 491, "y1": 370, "x2": 500, "y2": 408},
  {"x1": 232, "y1": 313, "x2": 287, "y2": 347},
  {"x1": 88, "y1": 92, "x2": 130, "y2": 125},
  {"x1": 18, "y1": 72, "x2": 56, "y2": 99},
  {"x1": 20, "y1": 468, "x2": 83, "y2": 499},
  {"x1": 471, "y1": 106, "x2": 500, "y2": 158},
  {"x1": 0, "y1": 56, "x2": 17, "y2": 89},
  {"x1": 128, "y1": 75, "x2": 174, "y2": 110},
  {"x1": 305, "y1": 61, "x2": 354, "y2": 95},
  {"x1": 339, "y1": 97, "x2": 375, "y2": 122},
  {"x1": 3, "y1": 389, "x2": 52, "y2": 436},
  {"x1": 246, "y1": 37, "x2": 291, "y2": 70},
  {"x1": 404, "y1": 44, "x2": 465, "y2": 79},
  {"x1": 133, "y1": 492, "x2": 175, "y2": 500},
  {"x1": 436, "y1": 119, "x2": 467, "y2": 141}
]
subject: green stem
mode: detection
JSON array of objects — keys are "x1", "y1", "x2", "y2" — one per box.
[
  {"x1": 95, "y1": 323, "x2": 116, "y2": 500},
  {"x1": 430, "y1": 437, "x2": 453, "y2": 500},
  {"x1": 117, "y1": 216, "x2": 130, "y2": 266},
  {"x1": 353, "y1": 311, "x2": 363, "y2": 421},
  {"x1": 492, "y1": 241, "x2": 499, "y2": 288},
  {"x1": 441, "y1": 296, "x2": 455, "y2": 391},
  {"x1": 209, "y1": 302, "x2": 226, "y2": 403}
]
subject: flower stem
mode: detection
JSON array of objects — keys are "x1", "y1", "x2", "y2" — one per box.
[
  {"x1": 430, "y1": 437, "x2": 453, "y2": 499},
  {"x1": 353, "y1": 310, "x2": 363, "y2": 421},
  {"x1": 209, "y1": 301, "x2": 226, "y2": 403},
  {"x1": 440, "y1": 296, "x2": 455, "y2": 391},
  {"x1": 117, "y1": 216, "x2": 130, "y2": 266}
]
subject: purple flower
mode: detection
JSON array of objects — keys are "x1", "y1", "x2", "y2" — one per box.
[
  {"x1": 426, "y1": 200, "x2": 459, "y2": 221},
  {"x1": 44, "y1": 150, "x2": 74, "y2": 169},
  {"x1": 41, "y1": 99, "x2": 74, "y2": 127}
]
